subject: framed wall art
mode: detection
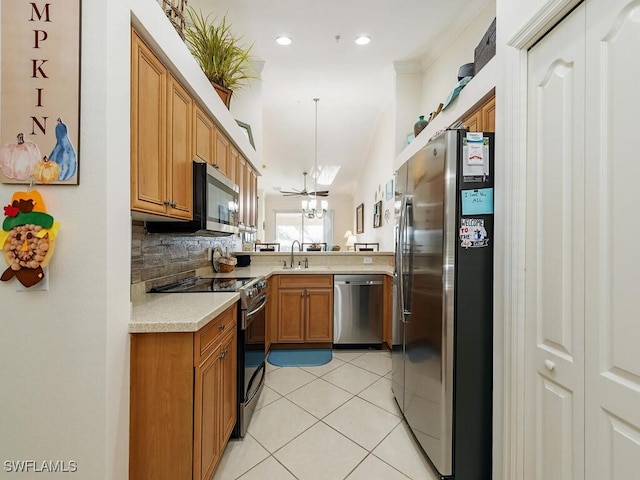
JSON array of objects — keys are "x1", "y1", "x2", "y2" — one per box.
[
  {"x1": 356, "y1": 203, "x2": 364, "y2": 234},
  {"x1": 385, "y1": 179, "x2": 394, "y2": 200},
  {"x1": 373, "y1": 200, "x2": 382, "y2": 228},
  {"x1": 1, "y1": 0, "x2": 81, "y2": 185}
]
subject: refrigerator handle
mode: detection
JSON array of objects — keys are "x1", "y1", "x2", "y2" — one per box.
[{"x1": 398, "y1": 194, "x2": 412, "y2": 323}]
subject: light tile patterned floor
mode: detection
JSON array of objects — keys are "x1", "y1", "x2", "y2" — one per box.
[{"x1": 213, "y1": 349, "x2": 438, "y2": 480}]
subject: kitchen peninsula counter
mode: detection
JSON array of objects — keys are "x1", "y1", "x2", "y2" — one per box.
[{"x1": 130, "y1": 255, "x2": 394, "y2": 334}]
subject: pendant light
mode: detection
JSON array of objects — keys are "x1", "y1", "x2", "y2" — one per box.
[{"x1": 302, "y1": 98, "x2": 328, "y2": 219}]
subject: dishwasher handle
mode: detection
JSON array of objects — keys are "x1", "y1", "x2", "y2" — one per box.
[{"x1": 334, "y1": 280, "x2": 384, "y2": 286}]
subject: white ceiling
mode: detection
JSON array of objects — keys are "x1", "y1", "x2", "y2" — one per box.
[{"x1": 188, "y1": 0, "x2": 493, "y2": 197}]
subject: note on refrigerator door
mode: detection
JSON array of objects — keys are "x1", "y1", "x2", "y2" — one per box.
[
  {"x1": 462, "y1": 132, "x2": 490, "y2": 182},
  {"x1": 459, "y1": 218, "x2": 490, "y2": 248},
  {"x1": 461, "y1": 188, "x2": 494, "y2": 215}
]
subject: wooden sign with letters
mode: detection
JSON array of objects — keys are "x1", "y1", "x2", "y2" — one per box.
[{"x1": 1, "y1": 1, "x2": 81, "y2": 185}]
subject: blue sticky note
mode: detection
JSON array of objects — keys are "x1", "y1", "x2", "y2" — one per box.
[{"x1": 461, "y1": 188, "x2": 494, "y2": 215}]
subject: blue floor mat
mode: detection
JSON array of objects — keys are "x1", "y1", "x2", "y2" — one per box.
[{"x1": 268, "y1": 349, "x2": 332, "y2": 367}]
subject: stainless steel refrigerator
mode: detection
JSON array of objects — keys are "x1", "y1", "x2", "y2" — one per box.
[{"x1": 392, "y1": 129, "x2": 493, "y2": 480}]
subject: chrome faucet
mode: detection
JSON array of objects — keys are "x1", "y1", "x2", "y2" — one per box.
[{"x1": 290, "y1": 240, "x2": 301, "y2": 268}]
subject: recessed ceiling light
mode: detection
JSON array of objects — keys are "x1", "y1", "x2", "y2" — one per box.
[
  {"x1": 355, "y1": 36, "x2": 371, "y2": 45},
  {"x1": 276, "y1": 36, "x2": 292, "y2": 46}
]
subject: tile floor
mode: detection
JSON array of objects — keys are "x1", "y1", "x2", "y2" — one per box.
[{"x1": 213, "y1": 349, "x2": 438, "y2": 480}]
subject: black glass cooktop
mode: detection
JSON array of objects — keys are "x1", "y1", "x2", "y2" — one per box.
[{"x1": 149, "y1": 276, "x2": 255, "y2": 293}]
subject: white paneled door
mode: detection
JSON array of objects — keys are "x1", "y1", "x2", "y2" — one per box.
[
  {"x1": 526, "y1": 5, "x2": 586, "y2": 480},
  {"x1": 584, "y1": 0, "x2": 640, "y2": 478},
  {"x1": 526, "y1": 0, "x2": 640, "y2": 478}
]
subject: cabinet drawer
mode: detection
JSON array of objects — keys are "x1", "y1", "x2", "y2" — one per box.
[
  {"x1": 195, "y1": 304, "x2": 237, "y2": 364},
  {"x1": 277, "y1": 274, "x2": 333, "y2": 289}
]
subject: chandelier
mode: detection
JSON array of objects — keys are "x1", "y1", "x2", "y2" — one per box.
[{"x1": 302, "y1": 98, "x2": 328, "y2": 219}]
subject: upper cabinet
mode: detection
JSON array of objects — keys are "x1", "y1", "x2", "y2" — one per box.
[
  {"x1": 131, "y1": 28, "x2": 259, "y2": 224},
  {"x1": 460, "y1": 95, "x2": 495, "y2": 133},
  {"x1": 167, "y1": 75, "x2": 193, "y2": 218},
  {"x1": 193, "y1": 104, "x2": 215, "y2": 165},
  {"x1": 214, "y1": 128, "x2": 231, "y2": 177},
  {"x1": 131, "y1": 31, "x2": 192, "y2": 220}
]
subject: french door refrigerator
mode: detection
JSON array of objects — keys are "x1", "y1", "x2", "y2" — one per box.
[{"x1": 392, "y1": 129, "x2": 494, "y2": 480}]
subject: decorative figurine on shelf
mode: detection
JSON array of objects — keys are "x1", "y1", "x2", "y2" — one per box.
[{"x1": 1, "y1": 190, "x2": 60, "y2": 287}]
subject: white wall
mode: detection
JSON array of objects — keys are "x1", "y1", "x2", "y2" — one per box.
[
  {"x1": 230, "y1": 59, "x2": 264, "y2": 168},
  {"x1": 394, "y1": 63, "x2": 423, "y2": 155},
  {"x1": 419, "y1": 1, "x2": 496, "y2": 116},
  {"x1": 353, "y1": 102, "x2": 396, "y2": 251},
  {"x1": 0, "y1": 1, "x2": 131, "y2": 478}
]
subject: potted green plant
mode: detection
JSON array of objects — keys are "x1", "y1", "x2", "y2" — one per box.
[{"x1": 183, "y1": 7, "x2": 256, "y2": 108}]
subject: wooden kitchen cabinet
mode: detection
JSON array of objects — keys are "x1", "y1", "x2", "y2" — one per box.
[
  {"x1": 193, "y1": 104, "x2": 215, "y2": 165},
  {"x1": 275, "y1": 275, "x2": 333, "y2": 344},
  {"x1": 237, "y1": 155, "x2": 247, "y2": 227},
  {"x1": 166, "y1": 74, "x2": 193, "y2": 218},
  {"x1": 237, "y1": 155, "x2": 258, "y2": 230},
  {"x1": 132, "y1": 27, "x2": 258, "y2": 226},
  {"x1": 130, "y1": 304, "x2": 237, "y2": 480},
  {"x1": 131, "y1": 30, "x2": 192, "y2": 220},
  {"x1": 459, "y1": 94, "x2": 495, "y2": 133},
  {"x1": 248, "y1": 165, "x2": 258, "y2": 230},
  {"x1": 229, "y1": 145, "x2": 239, "y2": 186},
  {"x1": 214, "y1": 127, "x2": 231, "y2": 177},
  {"x1": 194, "y1": 309, "x2": 236, "y2": 480},
  {"x1": 481, "y1": 96, "x2": 496, "y2": 132}
]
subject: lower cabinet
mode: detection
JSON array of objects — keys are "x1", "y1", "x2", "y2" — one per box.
[
  {"x1": 275, "y1": 275, "x2": 333, "y2": 344},
  {"x1": 130, "y1": 304, "x2": 237, "y2": 480}
]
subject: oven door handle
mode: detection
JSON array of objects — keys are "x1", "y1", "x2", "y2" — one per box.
[
  {"x1": 243, "y1": 295, "x2": 268, "y2": 329},
  {"x1": 245, "y1": 362, "x2": 266, "y2": 404}
]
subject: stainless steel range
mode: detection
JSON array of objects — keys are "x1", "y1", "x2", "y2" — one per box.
[{"x1": 149, "y1": 275, "x2": 268, "y2": 437}]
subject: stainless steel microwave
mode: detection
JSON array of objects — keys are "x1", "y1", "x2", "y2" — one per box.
[{"x1": 146, "y1": 162, "x2": 239, "y2": 235}]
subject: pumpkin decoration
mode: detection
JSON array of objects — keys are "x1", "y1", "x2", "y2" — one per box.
[
  {"x1": 1, "y1": 190, "x2": 60, "y2": 287},
  {"x1": 48, "y1": 118, "x2": 77, "y2": 181},
  {"x1": 33, "y1": 156, "x2": 61, "y2": 184},
  {"x1": 0, "y1": 133, "x2": 42, "y2": 181}
]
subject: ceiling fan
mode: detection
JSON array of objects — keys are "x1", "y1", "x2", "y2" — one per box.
[{"x1": 280, "y1": 171, "x2": 329, "y2": 197}]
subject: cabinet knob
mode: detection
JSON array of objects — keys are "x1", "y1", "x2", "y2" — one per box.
[
  {"x1": 544, "y1": 359, "x2": 555, "y2": 371},
  {"x1": 220, "y1": 349, "x2": 227, "y2": 360},
  {"x1": 163, "y1": 199, "x2": 171, "y2": 206},
  {"x1": 219, "y1": 323, "x2": 225, "y2": 331},
  {"x1": 171, "y1": 201, "x2": 177, "y2": 208},
  {"x1": 306, "y1": 292, "x2": 310, "y2": 297}
]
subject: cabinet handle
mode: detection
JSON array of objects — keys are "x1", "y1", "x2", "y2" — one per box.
[
  {"x1": 171, "y1": 201, "x2": 177, "y2": 208},
  {"x1": 163, "y1": 199, "x2": 171, "y2": 206},
  {"x1": 300, "y1": 293, "x2": 304, "y2": 297},
  {"x1": 219, "y1": 323, "x2": 225, "y2": 331},
  {"x1": 220, "y1": 349, "x2": 227, "y2": 360},
  {"x1": 544, "y1": 359, "x2": 555, "y2": 371},
  {"x1": 306, "y1": 292, "x2": 310, "y2": 297}
]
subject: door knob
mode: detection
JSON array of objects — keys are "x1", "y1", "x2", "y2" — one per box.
[{"x1": 544, "y1": 359, "x2": 555, "y2": 371}]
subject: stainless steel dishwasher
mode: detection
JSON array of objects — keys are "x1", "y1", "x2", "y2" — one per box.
[{"x1": 333, "y1": 274, "x2": 384, "y2": 346}]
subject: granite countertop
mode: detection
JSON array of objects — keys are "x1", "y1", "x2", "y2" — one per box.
[
  {"x1": 211, "y1": 264, "x2": 393, "y2": 278},
  {"x1": 130, "y1": 292, "x2": 239, "y2": 333},
  {"x1": 130, "y1": 264, "x2": 394, "y2": 334}
]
